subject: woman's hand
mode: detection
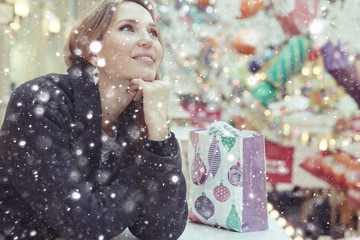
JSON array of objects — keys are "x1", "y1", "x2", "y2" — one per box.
[{"x1": 128, "y1": 78, "x2": 170, "y2": 140}]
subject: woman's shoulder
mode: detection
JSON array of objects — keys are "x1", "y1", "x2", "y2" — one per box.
[
  {"x1": 7, "y1": 73, "x2": 76, "y2": 116},
  {"x1": 11, "y1": 73, "x2": 72, "y2": 102},
  {"x1": 15, "y1": 73, "x2": 70, "y2": 92}
]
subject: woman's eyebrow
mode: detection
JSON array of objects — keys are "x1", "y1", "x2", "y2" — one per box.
[{"x1": 115, "y1": 19, "x2": 157, "y2": 28}]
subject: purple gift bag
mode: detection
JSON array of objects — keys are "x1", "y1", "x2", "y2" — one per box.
[{"x1": 187, "y1": 129, "x2": 268, "y2": 232}]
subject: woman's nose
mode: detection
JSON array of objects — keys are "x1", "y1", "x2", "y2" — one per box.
[{"x1": 137, "y1": 32, "x2": 153, "y2": 48}]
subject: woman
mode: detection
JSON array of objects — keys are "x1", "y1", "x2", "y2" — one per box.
[{"x1": 0, "y1": 0, "x2": 188, "y2": 239}]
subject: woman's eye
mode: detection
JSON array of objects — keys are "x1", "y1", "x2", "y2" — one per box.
[
  {"x1": 149, "y1": 29, "x2": 158, "y2": 38},
  {"x1": 119, "y1": 25, "x2": 133, "y2": 31}
]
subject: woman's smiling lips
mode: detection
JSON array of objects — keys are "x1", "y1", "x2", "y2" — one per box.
[{"x1": 132, "y1": 53, "x2": 155, "y2": 64}]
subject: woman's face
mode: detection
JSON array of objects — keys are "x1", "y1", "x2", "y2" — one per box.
[{"x1": 98, "y1": 1, "x2": 162, "y2": 82}]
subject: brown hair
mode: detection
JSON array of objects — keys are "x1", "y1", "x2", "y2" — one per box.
[{"x1": 63, "y1": 0, "x2": 163, "y2": 80}]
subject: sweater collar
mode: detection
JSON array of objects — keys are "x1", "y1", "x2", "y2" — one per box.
[
  {"x1": 67, "y1": 60, "x2": 102, "y2": 124},
  {"x1": 66, "y1": 60, "x2": 103, "y2": 172}
]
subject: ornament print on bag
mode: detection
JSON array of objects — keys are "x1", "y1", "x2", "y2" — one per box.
[
  {"x1": 221, "y1": 136, "x2": 236, "y2": 152},
  {"x1": 208, "y1": 136, "x2": 221, "y2": 177},
  {"x1": 195, "y1": 192, "x2": 215, "y2": 220},
  {"x1": 213, "y1": 182, "x2": 231, "y2": 202},
  {"x1": 226, "y1": 204, "x2": 242, "y2": 232},
  {"x1": 228, "y1": 162, "x2": 243, "y2": 187},
  {"x1": 191, "y1": 153, "x2": 207, "y2": 185}
]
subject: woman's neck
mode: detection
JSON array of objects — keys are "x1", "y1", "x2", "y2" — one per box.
[{"x1": 98, "y1": 76, "x2": 133, "y2": 136}]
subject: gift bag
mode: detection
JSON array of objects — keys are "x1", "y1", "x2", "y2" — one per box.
[{"x1": 187, "y1": 122, "x2": 268, "y2": 232}]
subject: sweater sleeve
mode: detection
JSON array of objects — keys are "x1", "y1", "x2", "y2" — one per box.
[
  {"x1": 129, "y1": 132, "x2": 188, "y2": 240},
  {"x1": 142, "y1": 132, "x2": 175, "y2": 157},
  {"x1": 0, "y1": 82, "x2": 144, "y2": 239}
]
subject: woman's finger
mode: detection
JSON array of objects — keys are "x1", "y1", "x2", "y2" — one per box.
[
  {"x1": 127, "y1": 84, "x2": 140, "y2": 94},
  {"x1": 130, "y1": 78, "x2": 147, "y2": 89},
  {"x1": 133, "y1": 90, "x2": 143, "y2": 102}
]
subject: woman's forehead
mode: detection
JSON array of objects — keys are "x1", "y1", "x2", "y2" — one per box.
[{"x1": 113, "y1": 1, "x2": 154, "y2": 24}]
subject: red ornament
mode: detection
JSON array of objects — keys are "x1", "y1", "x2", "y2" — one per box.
[
  {"x1": 307, "y1": 48, "x2": 321, "y2": 61},
  {"x1": 213, "y1": 182, "x2": 230, "y2": 202},
  {"x1": 334, "y1": 118, "x2": 352, "y2": 133},
  {"x1": 237, "y1": 0, "x2": 264, "y2": 19},
  {"x1": 275, "y1": 0, "x2": 318, "y2": 36},
  {"x1": 198, "y1": 0, "x2": 213, "y2": 7},
  {"x1": 232, "y1": 28, "x2": 260, "y2": 55}
]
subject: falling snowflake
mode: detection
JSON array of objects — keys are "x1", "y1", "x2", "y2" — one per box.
[
  {"x1": 89, "y1": 41, "x2": 102, "y2": 53},
  {"x1": 171, "y1": 175, "x2": 179, "y2": 183},
  {"x1": 70, "y1": 190, "x2": 81, "y2": 200},
  {"x1": 38, "y1": 91, "x2": 50, "y2": 102},
  {"x1": 34, "y1": 106, "x2": 45, "y2": 117},
  {"x1": 31, "y1": 85, "x2": 39, "y2": 91},
  {"x1": 18, "y1": 140, "x2": 26, "y2": 147}
]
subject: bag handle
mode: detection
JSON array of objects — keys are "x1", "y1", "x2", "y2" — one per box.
[{"x1": 194, "y1": 137, "x2": 219, "y2": 186}]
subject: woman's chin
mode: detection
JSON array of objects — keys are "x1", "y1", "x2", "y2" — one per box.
[{"x1": 135, "y1": 71, "x2": 156, "y2": 81}]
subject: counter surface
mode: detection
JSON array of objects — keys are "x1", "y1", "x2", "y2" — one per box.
[{"x1": 113, "y1": 215, "x2": 292, "y2": 240}]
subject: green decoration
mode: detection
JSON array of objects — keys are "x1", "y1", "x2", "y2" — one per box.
[
  {"x1": 251, "y1": 35, "x2": 312, "y2": 107},
  {"x1": 221, "y1": 136, "x2": 236, "y2": 152},
  {"x1": 226, "y1": 204, "x2": 241, "y2": 232},
  {"x1": 266, "y1": 35, "x2": 312, "y2": 87},
  {"x1": 251, "y1": 81, "x2": 277, "y2": 107}
]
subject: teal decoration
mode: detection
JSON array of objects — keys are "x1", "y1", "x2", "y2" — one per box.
[
  {"x1": 221, "y1": 136, "x2": 236, "y2": 152},
  {"x1": 252, "y1": 35, "x2": 312, "y2": 107},
  {"x1": 226, "y1": 204, "x2": 241, "y2": 232},
  {"x1": 251, "y1": 81, "x2": 276, "y2": 107}
]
